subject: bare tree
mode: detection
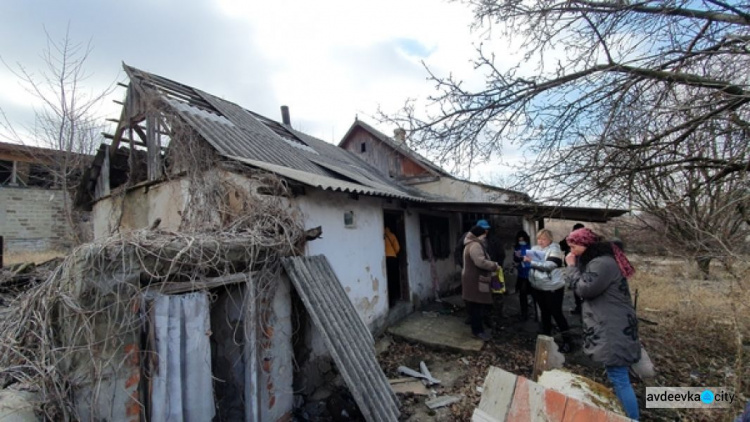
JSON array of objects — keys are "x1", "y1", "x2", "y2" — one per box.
[
  {"x1": 1, "y1": 26, "x2": 114, "y2": 244},
  {"x1": 383, "y1": 0, "x2": 750, "y2": 271}
]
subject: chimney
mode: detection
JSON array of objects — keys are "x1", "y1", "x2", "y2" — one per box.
[
  {"x1": 393, "y1": 128, "x2": 406, "y2": 143},
  {"x1": 281, "y1": 105, "x2": 291, "y2": 125}
]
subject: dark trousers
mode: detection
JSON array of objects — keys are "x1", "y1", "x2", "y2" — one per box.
[
  {"x1": 465, "y1": 301, "x2": 486, "y2": 335},
  {"x1": 491, "y1": 293, "x2": 504, "y2": 323},
  {"x1": 386, "y1": 257, "x2": 400, "y2": 305},
  {"x1": 516, "y1": 277, "x2": 533, "y2": 318},
  {"x1": 536, "y1": 287, "x2": 571, "y2": 343}
]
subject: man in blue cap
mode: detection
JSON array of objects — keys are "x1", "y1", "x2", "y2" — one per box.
[
  {"x1": 460, "y1": 218, "x2": 506, "y2": 340},
  {"x1": 454, "y1": 219, "x2": 491, "y2": 268}
]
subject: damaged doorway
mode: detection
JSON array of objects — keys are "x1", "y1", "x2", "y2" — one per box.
[{"x1": 384, "y1": 210, "x2": 408, "y2": 307}]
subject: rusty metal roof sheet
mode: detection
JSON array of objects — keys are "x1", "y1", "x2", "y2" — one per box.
[{"x1": 282, "y1": 255, "x2": 400, "y2": 422}]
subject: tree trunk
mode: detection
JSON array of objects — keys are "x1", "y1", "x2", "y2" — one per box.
[{"x1": 696, "y1": 256, "x2": 711, "y2": 279}]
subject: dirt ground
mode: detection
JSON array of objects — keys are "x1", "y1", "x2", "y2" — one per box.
[{"x1": 372, "y1": 259, "x2": 750, "y2": 422}]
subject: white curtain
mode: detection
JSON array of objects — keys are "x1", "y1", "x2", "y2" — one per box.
[{"x1": 150, "y1": 292, "x2": 215, "y2": 422}]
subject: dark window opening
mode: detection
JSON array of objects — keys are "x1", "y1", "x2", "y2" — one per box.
[
  {"x1": 27, "y1": 164, "x2": 55, "y2": 188},
  {"x1": 360, "y1": 142, "x2": 367, "y2": 153},
  {"x1": 0, "y1": 160, "x2": 12, "y2": 185},
  {"x1": 461, "y1": 212, "x2": 491, "y2": 233},
  {"x1": 419, "y1": 214, "x2": 450, "y2": 260}
]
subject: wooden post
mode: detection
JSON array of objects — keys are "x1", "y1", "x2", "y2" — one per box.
[
  {"x1": 146, "y1": 112, "x2": 161, "y2": 181},
  {"x1": 96, "y1": 149, "x2": 110, "y2": 198},
  {"x1": 532, "y1": 335, "x2": 561, "y2": 381}
]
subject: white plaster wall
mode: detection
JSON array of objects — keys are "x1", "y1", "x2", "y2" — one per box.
[
  {"x1": 261, "y1": 276, "x2": 294, "y2": 420},
  {"x1": 416, "y1": 178, "x2": 512, "y2": 203},
  {"x1": 296, "y1": 190, "x2": 388, "y2": 329},
  {"x1": 92, "y1": 179, "x2": 189, "y2": 238},
  {"x1": 297, "y1": 190, "x2": 461, "y2": 326}
]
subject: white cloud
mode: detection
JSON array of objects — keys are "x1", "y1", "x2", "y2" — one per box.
[{"x1": 0, "y1": 0, "x2": 505, "y2": 152}]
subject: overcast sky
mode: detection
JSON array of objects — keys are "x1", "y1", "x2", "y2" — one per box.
[{"x1": 0, "y1": 0, "x2": 522, "y2": 180}]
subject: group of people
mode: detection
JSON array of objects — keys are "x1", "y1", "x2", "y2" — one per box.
[{"x1": 460, "y1": 220, "x2": 641, "y2": 420}]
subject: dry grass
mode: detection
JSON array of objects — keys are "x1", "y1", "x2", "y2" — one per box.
[
  {"x1": 3, "y1": 250, "x2": 67, "y2": 266},
  {"x1": 629, "y1": 256, "x2": 750, "y2": 421}
]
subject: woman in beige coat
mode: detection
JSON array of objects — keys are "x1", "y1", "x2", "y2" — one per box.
[{"x1": 462, "y1": 225, "x2": 500, "y2": 341}]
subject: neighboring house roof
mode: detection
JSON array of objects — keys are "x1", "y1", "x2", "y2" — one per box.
[
  {"x1": 424, "y1": 201, "x2": 628, "y2": 223},
  {"x1": 1, "y1": 141, "x2": 92, "y2": 188},
  {"x1": 121, "y1": 64, "x2": 428, "y2": 202},
  {"x1": 339, "y1": 119, "x2": 449, "y2": 177},
  {"x1": 338, "y1": 120, "x2": 532, "y2": 202}
]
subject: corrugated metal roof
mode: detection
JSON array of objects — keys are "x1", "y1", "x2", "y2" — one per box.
[
  {"x1": 229, "y1": 156, "x2": 423, "y2": 201},
  {"x1": 123, "y1": 64, "x2": 422, "y2": 202},
  {"x1": 282, "y1": 256, "x2": 400, "y2": 422}
]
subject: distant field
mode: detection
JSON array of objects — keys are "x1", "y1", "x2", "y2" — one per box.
[{"x1": 3, "y1": 250, "x2": 66, "y2": 266}]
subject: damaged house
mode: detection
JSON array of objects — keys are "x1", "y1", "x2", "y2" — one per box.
[
  {"x1": 0, "y1": 142, "x2": 93, "y2": 264},
  {"x1": 1, "y1": 63, "x2": 626, "y2": 421}
]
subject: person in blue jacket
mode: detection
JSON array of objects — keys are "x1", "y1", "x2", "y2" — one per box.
[{"x1": 513, "y1": 230, "x2": 534, "y2": 320}]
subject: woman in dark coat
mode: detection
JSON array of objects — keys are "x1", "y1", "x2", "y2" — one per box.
[
  {"x1": 462, "y1": 225, "x2": 500, "y2": 341},
  {"x1": 563, "y1": 228, "x2": 640, "y2": 420}
]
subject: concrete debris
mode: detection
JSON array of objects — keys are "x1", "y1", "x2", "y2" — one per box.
[
  {"x1": 0, "y1": 388, "x2": 39, "y2": 422},
  {"x1": 397, "y1": 365, "x2": 441, "y2": 386},
  {"x1": 425, "y1": 395, "x2": 462, "y2": 409},
  {"x1": 388, "y1": 379, "x2": 430, "y2": 396}
]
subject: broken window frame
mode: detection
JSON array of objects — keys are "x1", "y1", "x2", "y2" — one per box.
[{"x1": 419, "y1": 214, "x2": 451, "y2": 260}]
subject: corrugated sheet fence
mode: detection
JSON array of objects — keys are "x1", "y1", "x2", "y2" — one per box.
[
  {"x1": 150, "y1": 292, "x2": 215, "y2": 422},
  {"x1": 282, "y1": 255, "x2": 400, "y2": 422}
]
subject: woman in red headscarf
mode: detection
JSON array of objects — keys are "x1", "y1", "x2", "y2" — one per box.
[{"x1": 563, "y1": 228, "x2": 640, "y2": 420}]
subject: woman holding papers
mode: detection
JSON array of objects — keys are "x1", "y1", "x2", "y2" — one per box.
[{"x1": 524, "y1": 229, "x2": 572, "y2": 353}]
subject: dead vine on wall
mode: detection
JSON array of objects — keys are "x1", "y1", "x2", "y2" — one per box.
[{"x1": 0, "y1": 163, "x2": 305, "y2": 419}]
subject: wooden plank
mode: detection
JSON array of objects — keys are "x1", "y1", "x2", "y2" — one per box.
[
  {"x1": 95, "y1": 149, "x2": 110, "y2": 198},
  {"x1": 532, "y1": 335, "x2": 561, "y2": 381},
  {"x1": 146, "y1": 112, "x2": 161, "y2": 181},
  {"x1": 103, "y1": 133, "x2": 147, "y2": 148},
  {"x1": 476, "y1": 366, "x2": 517, "y2": 419},
  {"x1": 145, "y1": 273, "x2": 250, "y2": 295},
  {"x1": 471, "y1": 408, "x2": 502, "y2": 422}
]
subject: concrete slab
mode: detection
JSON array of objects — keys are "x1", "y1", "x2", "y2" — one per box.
[{"x1": 387, "y1": 313, "x2": 485, "y2": 353}]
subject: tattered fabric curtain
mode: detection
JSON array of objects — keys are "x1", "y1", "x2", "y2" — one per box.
[{"x1": 151, "y1": 292, "x2": 215, "y2": 422}]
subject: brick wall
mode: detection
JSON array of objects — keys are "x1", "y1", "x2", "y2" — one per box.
[{"x1": 0, "y1": 187, "x2": 72, "y2": 254}]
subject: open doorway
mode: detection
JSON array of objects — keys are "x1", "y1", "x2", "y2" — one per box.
[{"x1": 384, "y1": 210, "x2": 408, "y2": 307}]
